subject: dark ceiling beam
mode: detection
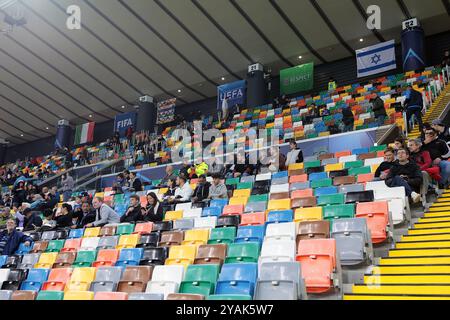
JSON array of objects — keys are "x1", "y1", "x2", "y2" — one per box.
[
  {"x1": 229, "y1": 0, "x2": 293, "y2": 67},
  {"x1": 268, "y1": 0, "x2": 327, "y2": 64},
  {"x1": 84, "y1": 0, "x2": 208, "y2": 100},
  {"x1": 153, "y1": 0, "x2": 242, "y2": 80},
  {"x1": 309, "y1": 0, "x2": 355, "y2": 56},
  {"x1": 396, "y1": 0, "x2": 412, "y2": 19}
]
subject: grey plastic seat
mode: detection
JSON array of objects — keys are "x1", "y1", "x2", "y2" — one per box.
[
  {"x1": 272, "y1": 177, "x2": 289, "y2": 185},
  {"x1": 0, "y1": 290, "x2": 12, "y2": 300},
  {"x1": 128, "y1": 293, "x2": 164, "y2": 300},
  {"x1": 255, "y1": 262, "x2": 306, "y2": 300},
  {"x1": 321, "y1": 158, "x2": 338, "y2": 166},
  {"x1": 90, "y1": 267, "x2": 123, "y2": 292},
  {"x1": 18, "y1": 253, "x2": 41, "y2": 269},
  {"x1": 40, "y1": 231, "x2": 56, "y2": 241},
  {"x1": 303, "y1": 156, "x2": 318, "y2": 162},
  {"x1": 290, "y1": 182, "x2": 310, "y2": 192},
  {"x1": 245, "y1": 201, "x2": 267, "y2": 213},
  {"x1": 331, "y1": 218, "x2": 369, "y2": 266},
  {"x1": 339, "y1": 184, "x2": 364, "y2": 194},
  {"x1": 240, "y1": 176, "x2": 255, "y2": 184},
  {"x1": 173, "y1": 219, "x2": 195, "y2": 231},
  {"x1": 97, "y1": 236, "x2": 119, "y2": 250}
]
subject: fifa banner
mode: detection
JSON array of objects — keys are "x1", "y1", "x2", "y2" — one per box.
[
  {"x1": 356, "y1": 39, "x2": 397, "y2": 78},
  {"x1": 157, "y1": 98, "x2": 176, "y2": 124},
  {"x1": 217, "y1": 80, "x2": 246, "y2": 111},
  {"x1": 74, "y1": 122, "x2": 95, "y2": 146},
  {"x1": 114, "y1": 112, "x2": 137, "y2": 137},
  {"x1": 280, "y1": 62, "x2": 314, "y2": 95}
]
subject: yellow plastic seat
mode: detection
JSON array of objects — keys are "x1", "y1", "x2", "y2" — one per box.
[
  {"x1": 34, "y1": 252, "x2": 58, "y2": 269},
  {"x1": 116, "y1": 234, "x2": 140, "y2": 250},
  {"x1": 233, "y1": 189, "x2": 251, "y2": 198},
  {"x1": 294, "y1": 207, "x2": 323, "y2": 222},
  {"x1": 165, "y1": 245, "x2": 197, "y2": 268},
  {"x1": 319, "y1": 132, "x2": 330, "y2": 137},
  {"x1": 371, "y1": 164, "x2": 380, "y2": 174},
  {"x1": 268, "y1": 199, "x2": 291, "y2": 211},
  {"x1": 181, "y1": 229, "x2": 210, "y2": 246},
  {"x1": 288, "y1": 163, "x2": 304, "y2": 171},
  {"x1": 94, "y1": 192, "x2": 104, "y2": 198},
  {"x1": 158, "y1": 188, "x2": 168, "y2": 195},
  {"x1": 229, "y1": 197, "x2": 248, "y2": 206},
  {"x1": 66, "y1": 268, "x2": 96, "y2": 291},
  {"x1": 164, "y1": 211, "x2": 183, "y2": 221},
  {"x1": 325, "y1": 163, "x2": 343, "y2": 172},
  {"x1": 63, "y1": 291, "x2": 94, "y2": 300},
  {"x1": 84, "y1": 227, "x2": 101, "y2": 238}
]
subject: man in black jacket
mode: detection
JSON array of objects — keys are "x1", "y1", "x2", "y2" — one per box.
[
  {"x1": 341, "y1": 107, "x2": 354, "y2": 132},
  {"x1": 422, "y1": 128, "x2": 450, "y2": 187},
  {"x1": 120, "y1": 195, "x2": 142, "y2": 223},
  {"x1": 192, "y1": 175, "x2": 211, "y2": 204},
  {"x1": 374, "y1": 147, "x2": 395, "y2": 179},
  {"x1": 371, "y1": 93, "x2": 387, "y2": 127},
  {"x1": 405, "y1": 85, "x2": 423, "y2": 134},
  {"x1": 23, "y1": 208, "x2": 43, "y2": 232},
  {"x1": 385, "y1": 148, "x2": 423, "y2": 203}
]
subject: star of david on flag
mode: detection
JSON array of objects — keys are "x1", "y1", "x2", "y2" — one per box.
[{"x1": 356, "y1": 40, "x2": 397, "y2": 78}]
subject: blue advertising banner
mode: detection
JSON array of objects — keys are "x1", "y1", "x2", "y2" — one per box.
[
  {"x1": 114, "y1": 112, "x2": 137, "y2": 137},
  {"x1": 217, "y1": 80, "x2": 246, "y2": 111}
]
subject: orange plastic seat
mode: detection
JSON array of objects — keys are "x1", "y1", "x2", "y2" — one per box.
[
  {"x1": 61, "y1": 239, "x2": 82, "y2": 253},
  {"x1": 94, "y1": 292, "x2": 128, "y2": 300},
  {"x1": 240, "y1": 212, "x2": 266, "y2": 226},
  {"x1": 42, "y1": 268, "x2": 73, "y2": 291},
  {"x1": 222, "y1": 205, "x2": 244, "y2": 216},
  {"x1": 140, "y1": 196, "x2": 148, "y2": 207},
  {"x1": 335, "y1": 151, "x2": 351, "y2": 159},
  {"x1": 357, "y1": 173, "x2": 375, "y2": 184},
  {"x1": 291, "y1": 189, "x2": 314, "y2": 199},
  {"x1": 92, "y1": 249, "x2": 119, "y2": 267},
  {"x1": 356, "y1": 201, "x2": 389, "y2": 244},
  {"x1": 289, "y1": 174, "x2": 308, "y2": 183},
  {"x1": 296, "y1": 239, "x2": 336, "y2": 294},
  {"x1": 133, "y1": 222, "x2": 154, "y2": 235}
]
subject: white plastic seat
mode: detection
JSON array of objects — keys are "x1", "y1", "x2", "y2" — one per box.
[
  {"x1": 80, "y1": 237, "x2": 100, "y2": 251},
  {"x1": 270, "y1": 184, "x2": 289, "y2": 194},
  {"x1": 183, "y1": 208, "x2": 202, "y2": 219},
  {"x1": 374, "y1": 187, "x2": 407, "y2": 225},
  {"x1": 364, "y1": 157, "x2": 384, "y2": 167},
  {"x1": 0, "y1": 269, "x2": 10, "y2": 288},
  {"x1": 365, "y1": 181, "x2": 389, "y2": 191},
  {"x1": 194, "y1": 217, "x2": 217, "y2": 229},
  {"x1": 264, "y1": 222, "x2": 296, "y2": 242},
  {"x1": 256, "y1": 173, "x2": 272, "y2": 181},
  {"x1": 339, "y1": 155, "x2": 357, "y2": 163},
  {"x1": 145, "y1": 265, "x2": 185, "y2": 299},
  {"x1": 175, "y1": 202, "x2": 192, "y2": 212},
  {"x1": 258, "y1": 241, "x2": 296, "y2": 266}
]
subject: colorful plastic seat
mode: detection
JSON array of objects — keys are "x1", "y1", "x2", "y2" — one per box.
[
  {"x1": 84, "y1": 227, "x2": 101, "y2": 238},
  {"x1": 165, "y1": 245, "x2": 197, "y2": 268},
  {"x1": 20, "y1": 268, "x2": 50, "y2": 291},
  {"x1": 115, "y1": 248, "x2": 144, "y2": 267},
  {"x1": 294, "y1": 207, "x2": 323, "y2": 223},
  {"x1": 179, "y1": 264, "x2": 220, "y2": 296},
  {"x1": 42, "y1": 268, "x2": 73, "y2": 291},
  {"x1": 117, "y1": 234, "x2": 140, "y2": 249},
  {"x1": 225, "y1": 242, "x2": 260, "y2": 263},
  {"x1": 63, "y1": 291, "x2": 94, "y2": 300},
  {"x1": 66, "y1": 267, "x2": 96, "y2": 291},
  {"x1": 92, "y1": 249, "x2": 119, "y2": 268},
  {"x1": 194, "y1": 244, "x2": 227, "y2": 266},
  {"x1": 61, "y1": 238, "x2": 82, "y2": 253},
  {"x1": 34, "y1": 252, "x2": 58, "y2": 269},
  {"x1": 117, "y1": 266, "x2": 153, "y2": 293},
  {"x1": 116, "y1": 223, "x2": 135, "y2": 235},
  {"x1": 182, "y1": 229, "x2": 210, "y2": 246},
  {"x1": 355, "y1": 201, "x2": 389, "y2": 244},
  {"x1": 215, "y1": 263, "x2": 257, "y2": 298},
  {"x1": 208, "y1": 227, "x2": 236, "y2": 245}
]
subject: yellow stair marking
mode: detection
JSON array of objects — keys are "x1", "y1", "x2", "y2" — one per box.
[
  {"x1": 419, "y1": 217, "x2": 450, "y2": 223},
  {"x1": 352, "y1": 284, "x2": 450, "y2": 295},
  {"x1": 389, "y1": 249, "x2": 450, "y2": 257},
  {"x1": 428, "y1": 207, "x2": 450, "y2": 212},
  {"x1": 408, "y1": 228, "x2": 450, "y2": 235},
  {"x1": 380, "y1": 257, "x2": 450, "y2": 265},
  {"x1": 401, "y1": 234, "x2": 450, "y2": 242},
  {"x1": 424, "y1": 212, "x2": 450, "y2": 218},
  {"x1": 344, "y1": 294, "x2": 450, "y2": 300},
  {"x1": 414, "y1": 222, "x2": 450, "y2": 229},
  {"x1": 364, "y1": 275, "x2": 450, "y2": 284},
  {"x1": 369, "y1": 265, "x2": 450, "y2": 274},
  {"x1": 396, "y1": 241, "x2": 450, "y2": 249}
]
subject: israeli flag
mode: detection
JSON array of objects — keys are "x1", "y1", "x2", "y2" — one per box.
[{"x1": 356, "y1": 40, "x2": 397, "y2": 78}]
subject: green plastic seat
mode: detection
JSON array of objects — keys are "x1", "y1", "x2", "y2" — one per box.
[
  {"x1": 317, "y1": 194, "x2": 345, "y2": 206},
  {"x1": 306, "y1": 133, "x2": 319, "y2": 139},
  {"x1": 116, "y1": 223, "x2": 135, "y2": 235},
  {"x1": 208, "y1": 227, "x2": 236, "y2": 245},
  {"x1": 207, "y1": 295, "x2": 252, "y2": 300},
  {"x1": 114, "y1": 194, "x2": 125, "y2": 204},
  {"x1": 46, "y1": 240, "x2": 65, "y2": 253},
  {"x1": 152, "y1": 179, "x2": 162, "y2": 186},
  {"x1": 226, "y1": 178, "x2": 240, "y2": 186},
  {"x1": 349, "y1": 166, "x2": 372, "y2": 176},
  {"x1": 237, "y1": 182, "x2": 253, "y2": 190},
  {"x1": 304, "y1": 160, "x2": 321, "y2": 169},
  {"x1": 179, "y1": 264, "x2": 220, "y2": 296},
  {"x1": 311, "y1": 178, "x2": 332, "y2": 189},
  {"x1": 323, "y1": 204, "x2": 355, "y2": 222},
  {"x1": 225, "y1": 242, "x2": 260, "y2": 263},
  {"x1": 248, "y1": 194, "x2": 268, "y2": 203},
  {"x1": 36, "y1": 291, "x2": 64, "y2": 300},
  {"x1": 173, "y1": 169, "x2": 180, "y2": 176},
  {"x1": 344, "y1": 161, "x2": 364, "y2": 169},
  {"x1": 72, "y1": 251, "x2": 97, "y2": 268},
  {"x1": 370, "y1": 145, "x2": 386, "y2": 152}
]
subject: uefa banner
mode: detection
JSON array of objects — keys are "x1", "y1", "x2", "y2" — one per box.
[
  {"x1": 280, "y1": 62, "x2": 314, "y2": 95},
  {"x1": 114, "y1": 112, "x2": 137, "y2": 137},
  {"x1": 157, "y1": 98, "x2": 177, "y2": 124},
  {"x1": 217, "y1": 80, "x2": 246, "y2": 110}
]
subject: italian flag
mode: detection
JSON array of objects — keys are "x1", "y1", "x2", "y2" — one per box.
[{"x1": 74, "y1": 122, "x2": 95, "y2": 145}]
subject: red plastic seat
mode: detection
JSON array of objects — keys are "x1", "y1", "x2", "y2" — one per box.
[
  {"x1": 239, "y1": 212, "x2": 266, "y2": 226},
  {"x1": 296, "y1": 239, "x2": 336, "y2": 294},
  {"x1": 61, "y1": 239, "x2": 82, "y2": 252},
  {"x1": 41, "y1": 268, "x2": 73, "y2": 291},
  {"x1": 222, "y1": 205, "x2": 244, "y2": 216},
  {"x1": 92, "y1": 249, "x2": 119, "y2": 268},
  {"x1": 133, "y1": 222, "x2": 154, "y2": 235},
  {"x1": 94, "y1": 292, "x2": 128, "y2": 300},
  {"x1": 291, "y1": 189, "x2": 314, "y2": 199},
  {"x1": 335, "y1": 151, "x2": 351, "y2": 159},
  {"x1": 357, "y1": 173, "x2": 375, "y2": 184},
  {"x1": 289, "y1": 174, "x2": 308, "y2": 183},
  {"x1": 356, "y1": 201, "x2": 389, "y2": 244}
]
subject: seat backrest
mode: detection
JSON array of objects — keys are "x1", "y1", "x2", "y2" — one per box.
[
  {"x1": 121, "y1": 266, "x2": 153, "y2": 283},
  {"x1": 134, "y1": 222, "x2": 154, "y2": 235},
  {"x1": 118, "y1": 248, "x2": 144, "y2": 262},
  {"x1": 317, "y1": 193, "x2": 345, "y2": 206},
  {"x1": 41, "y1": 231, "x2": 56, "y2": 241},
  {"x1": 218, "y1": 263, "x2": 257, "y2": 283},
  {"x1": 195, "y1": 244, "x2": 227, "y2": 265},
  {"x1": 267, "y1": 199, "x2": 291, "y2": 211},
  {"x1": 183, "y1": 229, "x2": 210, "y2": 245},
  {"x1": 100, "y1": 225, "x2": 117, "y2": 237},
  {"x1": 265, "y1": 222, "x2": 296, "y2": 241},
  {"x1": 258, "y1": 262, "x2": 300, "y2": 283},
  {"x1": 173, "y1": 219, "x2": 195, "y2": 231},
  {"x1": 260, "y1": 241, "x2": 296, "y2": 259},
  {"x1": 223, "y1": 205, "x2": 244, "y2": 216},
  {"x1": 226, "y1": 242, "x2": 260, "y2": 262},
  {"x1": 160, "y1": 231, "x2": 184, "y2": 246},
  {"x1": 291, "y1": 189, "x2": 314, "y2": 199},
  {"x1": 81, "y1": 237, "x2": 100, "y2": 251},
  {"x1": 269, "y1": 184, "x2": 289, "y2": 194},
  {"x1": 94, "y1": 292, "x2": 128, "y2": 300},
  {"x1": 62, "y1": 238, "x2": 82, "y2": 252},
  {"x1": 151, "y1": 265, "x2": 184, "y2": 283},
  {"x1": 183, "y1": 264, "x2": 220, "y2": 284},
  {"x1": 297, "y1": 239, "x2": 336, "y2": 264},
  {"x1": 331, "y1": 218, "x2": 368, "y2": 235},
  {"x1": 94, "y1": 267, "x2": 123, "y2": 283},
  {"x1": 166, "y1": 293, "x2": 204, "y2": 300},
  {"x1": 54, "y1": 252, "x2": 76, "y2": 267},
  {"x1": 323, "y1": 204, "x2": 355, "y2": 220},
  {"x1": 314, "y1": 187, "x2": 338, "y2": 196},
  {"x1": 97, "y1": 236, "x2": 119, "y2": 249},
  {"x1": 84, "y1": 227, "x2": 101, "y2": 238},
  {"x1": 167, "y1": 245, "x2": 197, "y2": 260},
  {"x1": 294, "y1": 207, "x2": 323, "y2": 222},
  {"x1": 208, "y1": 227, "x2": 236, "y2": 244},
  {"x1": 217, "y1": 215, "x2": 240, "y2": 228},
  {"x1": 0, "y1": 290, "x2": 12, "y2": 300},
  {"x1": 297, "y1": 221, "x2": 330, "y2": 240},
  {"x1": 202, "y1": 207, "x2": 222, "y2": 217},
  {"x1": 26, "y1": 268, "x2": 50, "y2": 282},
  {"x1": 356, "y1": 201, "x2": 389, "y2": 218},
  {"x1": 11, "y1": 290, "x2": 37, "y2": 300},
  {"x1": 236, "y1": 225, "x2": 265, "y2": 242},
  {"x1": 47, "y1": 268, "x2": 73, "y2": 282},
  {"x1": 267, "y1": 210, "x2": 293, "y2": 223},
  {"x1": 346, "y1": 190, "x2": 375, "y2": 203},
  {"x1": 194, "y1": 217, "x2": 217, "y2": 229},
  {"x1": 333, "y1": 176, "x2": 356, "y2": 186},
  {"x1": 69, "y1": 267, "x2": 96, "y2": 284},
  {"x1": 240, "y1": 212, "x2": 265, "y2": 226},
  {"x1": 339, "y1": 184, "x2": 365, "y2": 193}
]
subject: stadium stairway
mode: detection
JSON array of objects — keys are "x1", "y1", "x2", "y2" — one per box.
[
  {"x1": 344, "y1": 189, "x2": 450, "y2": 300},
  {"x1": 409, "y1": 84, "x2": 450, "y2": 139}
]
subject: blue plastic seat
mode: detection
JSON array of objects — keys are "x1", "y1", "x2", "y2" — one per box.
[
  {"x1": 210, "y1": 199, "x2": 229, "y2": 209},
  {"x1": 215, "y1": 263, "x2": 258, "y2": 297},
  {"x1": 314, "y1": 186, "x2": 338, "y2": 196},
  {"x1": 115, "y1": 248, "x2": 144, "y2": 267},
  {"x1": 308, "y1": 172, "x2": 328, "y2": 181},
  {"x1": 352, "y1": 148, "x2": 369, "y2": 155},
  {"x1": 68, "y1": 229, "x2": 84, "y2": 239},
  {"x1": 15, "y1": 243, "x2": 32, "y2": 255},
  {"x1": 202, "y1": 207, "x2": 222, "y2": 218},
  {"x1": 0, "y1": 255, "x2": 7, "y2": 267},
  {"x1": 266, "y1": 210, "x2": 293, "y2": 224},
  {"x1": 20, "y1": 268, "x2": 50, "y2": 291},
  {"x1": 272, "y1": 171, "x2": 288, "y2": 179},
  {"x1": 235, "y1": 226, "x2": 265, "y2": 246}
]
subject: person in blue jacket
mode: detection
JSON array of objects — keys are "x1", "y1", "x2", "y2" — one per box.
[{"x1": 0, "y1": 219, "x2": 32, "y2": 256}]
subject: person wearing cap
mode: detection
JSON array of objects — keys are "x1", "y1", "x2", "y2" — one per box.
[
  {"x1": 431, "y1": 119, "x2": 450, "y2": 143},
  {"x1": 0, "y1": 219, "x2": 32, "y2": 255},
  {"x1": 371, "y1": 93, "x2": 387, "y2": 127},
  {"x1": 23, "y1": 208, "x2": 43, "y2": 232}
]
